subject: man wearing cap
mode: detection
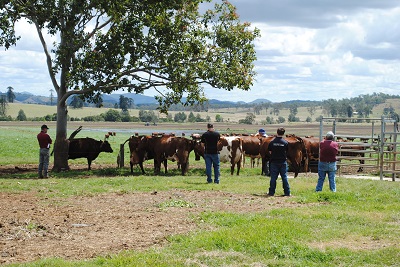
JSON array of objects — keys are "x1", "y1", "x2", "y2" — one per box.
[
  {"x1": 37, "y1": 124, "x2": 52, "y2": 178},
  {"x1": 316, "y1": 131, "x2": 338, "y2": 192},
  {"x1": 201, "y1": 123, "x2": 221, "y2": 184},
  {"x1": 257, "y1": 128, "x2": 268, "y2": 137}
]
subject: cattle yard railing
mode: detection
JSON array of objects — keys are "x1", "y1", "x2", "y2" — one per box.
[
  {"x1": 379, "y1": 117, "x2": 399, "y2": 181},
  {"x1": 320, "y1": 116, "x2": 399, "y2": 181}
]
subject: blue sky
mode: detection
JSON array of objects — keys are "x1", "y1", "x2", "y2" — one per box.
[{"x1": 1, "y1": 0, "x2": 400, "y2": 103}]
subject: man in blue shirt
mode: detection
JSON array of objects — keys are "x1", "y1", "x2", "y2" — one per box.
[{"x1": 267, "y1": 127, "x2": 291, "y2": 196}]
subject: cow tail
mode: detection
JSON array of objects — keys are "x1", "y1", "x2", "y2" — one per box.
[{"x1": 122, "y1": 138, "x2": 131, "y2": 146}]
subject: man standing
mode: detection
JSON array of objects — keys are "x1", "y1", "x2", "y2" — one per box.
[
  {"x1": 201, "y1": 123, "x2": 221, "y2": 184},
  {"x1": 37, "y1": 124, "x2": 52, "y2": 178},
  {"x1": 316, "y1": 131, "x2": 338, "y2": 192},
  {"x1": 267, "y1": 127, "x2": 291, "y2": 196}
]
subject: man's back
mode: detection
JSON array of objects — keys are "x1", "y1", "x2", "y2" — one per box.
[
  {"x1": 201, "y1": 130, "x2": 220, "y2": 154},
  {"x1": 268, "y1": 136, "x2": 288, "y2": 163}
]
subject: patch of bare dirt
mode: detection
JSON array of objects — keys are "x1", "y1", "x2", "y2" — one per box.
[{"x1": 0, "y1": 188, "x2": 306, "y2": 265}]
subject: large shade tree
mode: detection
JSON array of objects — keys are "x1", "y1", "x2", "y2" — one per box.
[{"x1": 0, "y1": 0, "x2": 259, "y2": 171}]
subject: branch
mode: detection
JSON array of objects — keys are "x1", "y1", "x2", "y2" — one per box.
[
  {"x1": 84, "y1": 12, "x2": 112, "y2": 41},
  {"x1": 59, "y1": 87, "x2": 94, "y2": 103},
  {"x1": 32, "y1": 20, "x2": 60, "y2": 93}
]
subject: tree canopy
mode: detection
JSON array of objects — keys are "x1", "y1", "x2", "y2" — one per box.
[
  {"x1": 0, "y1": 0, "x2": 260, "y2": 171},
  {"x1": 0, "y1": 0, "x2": 259, "y2": 111}
]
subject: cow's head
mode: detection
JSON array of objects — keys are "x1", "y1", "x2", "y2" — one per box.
[{"x1": 100, "y1": 140, "x2": 113, "y2": 153}]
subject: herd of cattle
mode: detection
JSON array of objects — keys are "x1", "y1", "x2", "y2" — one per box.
[
  {"x1": 66, "y1": 131, "x2": 369, "y2": 176},
  {"x1": 124, "y1": 132, "x2": 350, "y2": 177}
]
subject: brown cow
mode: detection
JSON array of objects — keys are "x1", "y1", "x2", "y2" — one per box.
[
  {"x1": 240, "y1": 135, "x2": 264, "y2": 168},
  {"x1": 68, "y1": 137, "x2": 113, "y2": 170},
  {"x1": 128, "y1": 134, "x2": 194, "y2": 175},
  {"x1": 259, "y1": 136, "x2": 275, "y2": 176},
  {"x1": 285, "y1": 135, "x2": 307, "y2": 177},
  {"x1": 302, "y1": 136, "x2": 320, "y2": 173},
  {"x1": 158, "y1": 136, "x2": 194, "y2": 175},
  {"x1": 191, "y1": 134, "x2": 204, "y2": 161},
  {"x1": 260, "y1": 135, "x2": 305, "y2": 178},
  {"x1": 127, "y1": 135, "x2": 156, "y2": 174}
]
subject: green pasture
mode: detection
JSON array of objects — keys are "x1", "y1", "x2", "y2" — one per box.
[{"x1": 1, "y1": 126, "x2": 400, "y2": 266}]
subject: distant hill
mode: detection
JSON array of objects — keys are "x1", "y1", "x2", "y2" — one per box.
[
  {"x1": 249, "y1": 99, "x2": 271, "y2": 104},
  {"x1": 0, "y1": 91, "x2": 52, "y2": 105},
  {"x1": 0, "y1": 91, "x2": 160, "y2": 105},
  {"x1": 2, "y1": 91, "x2": 246, "y2": 106}
]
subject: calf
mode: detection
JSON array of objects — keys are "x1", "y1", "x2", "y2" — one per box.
[{"x1": 68, "y1": 138, "x2": 113, "y2": 170}]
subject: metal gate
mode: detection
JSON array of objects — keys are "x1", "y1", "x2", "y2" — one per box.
[
  {"x1": 320, "y1": 116, "x2": 399, "y2": 181},
  {"x1": 379, "y1": 117, "x2": 399, "y2": 181}
]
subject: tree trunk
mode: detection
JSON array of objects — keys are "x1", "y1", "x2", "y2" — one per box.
[{"x1": 52, "y1": 99, "x2": 70, "y2": 172}]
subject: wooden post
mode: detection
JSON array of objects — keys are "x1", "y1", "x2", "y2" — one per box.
[{"x1": 118, "y1": 144, "x2": 125, "y2": 168}]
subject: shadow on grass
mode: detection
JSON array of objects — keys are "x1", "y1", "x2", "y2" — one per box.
[{"x1": 0, "y1": 165, "x2": 209, "y2": 180}]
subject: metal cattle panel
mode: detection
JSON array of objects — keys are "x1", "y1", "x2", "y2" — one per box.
[
  {"x1": 320, "y1": 116, "x2": 398, "y2": 181},
  {"x1": 379, "y1": 117, "x2": 399, "y2": 181}
]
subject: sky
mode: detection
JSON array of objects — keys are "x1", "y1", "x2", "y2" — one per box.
[{"x1": 1, "y1": 0, "x2": 400, "y2": 103}]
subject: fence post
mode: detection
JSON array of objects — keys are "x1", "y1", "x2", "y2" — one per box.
[
  {"x1": 118, "y1": 144, "x2": 124, "y2": 168},
  {"x1": 380, "y1": 116, "x2": 385, "y2": 180}
]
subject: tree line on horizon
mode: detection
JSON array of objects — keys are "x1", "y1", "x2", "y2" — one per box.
[{"x1": 1, "y1": 88, "x2": 400, "y2": 123}]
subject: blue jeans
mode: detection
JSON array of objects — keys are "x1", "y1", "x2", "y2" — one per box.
[
  {"x1": 205, "y1": 154, "x2": 220, "y2": 183},
  {"x1": 316, "y1": 161, "x2": 336, "y2": 192},
  {"x1": 38, "y1": 148, "x2": 50, "y2": 178},
  {"x1": 269, "y1": 161, "x2": 290, "y2": 196}
]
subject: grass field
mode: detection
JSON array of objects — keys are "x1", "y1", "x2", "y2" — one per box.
[{"x1": 0, "y1": 124, "x2": 399, "y2": 266}]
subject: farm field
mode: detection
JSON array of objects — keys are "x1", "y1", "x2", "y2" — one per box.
[
  {"x1": 7, "y1": 100, "x2": 400, "y2": 125},
  {"x1": 0, "y1": 122, "x2": 399, "y2": 266}
]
